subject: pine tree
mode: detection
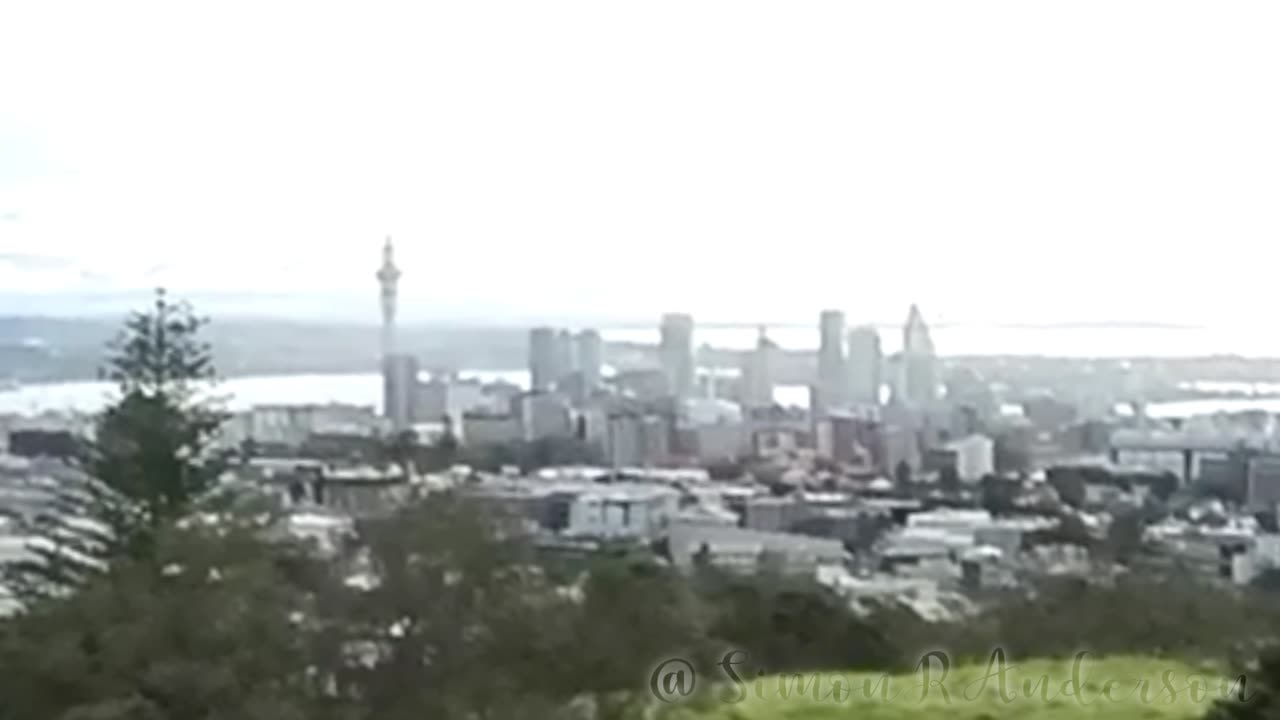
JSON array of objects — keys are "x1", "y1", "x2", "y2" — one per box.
[{"x1": 4, "y1": 289, "x2": 228, "y2": 598}]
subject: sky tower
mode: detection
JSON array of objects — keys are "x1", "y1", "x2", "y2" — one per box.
[
  {"x1": 376, "y1": 237, "x2": 401, "y2": 358},
  {"x1": 377, "y1": 237, "x2": 415, "y2": 429}
]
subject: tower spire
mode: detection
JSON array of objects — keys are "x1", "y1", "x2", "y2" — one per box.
[{"x1": 377, "y1": 236, "x2": 401, "y2": 358}]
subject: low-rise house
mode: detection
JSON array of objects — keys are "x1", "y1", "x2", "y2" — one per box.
[
  {"x1": 276, "y1": 510, "x2": 355, "y2": 556},
  {"x1": 1144, "y1": 516, "x2": 1257, "y2": 583},
  {"x1": 744, "y1": 496, "x2": 810, "y2": 533},
  {"x1": 461, "y1": 411, "x2": 523, "y2": 447},
  {"x1": 220, "y1": 403, "x2": 382, "y2": 449},
  {"x1": 564, "y1": 484, "x2": 679, "y2": 540},
  {"x1": 465, "y1": 475, "x2": 681, "y2": 540},
  {"x1": 948, "y1": 434, "x2": 995, "y2": 482},
  {"x1": 695, "y1": 422, "x2": 749, "y2": 463},
  {"x1": 606, "y1": 412, "x2": 671, "y2": 468},
  {"x1": 816, "y1": 565, "x2": 976, "y2": 622},
  {"x1": 667, "y1": 522, "x2": 849, "y2": 572},
  {"x1": 672, "y1": 503, "x2": 739, "y2": 527},
  {"x1": 243, "y1": 458, "x2": 412, "y2": 517},
  {"x1": 519, "y1": 392, "x2": 574, "y2": 442}
]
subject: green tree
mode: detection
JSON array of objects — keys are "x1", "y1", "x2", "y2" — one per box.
[
  {"x1": 976, "y1": 575, "x2": 1276, "y2": 662},
  {"x1": 1254, "y1": 569, "x2": 1280, "y2": 594},
  {"x1": 460, "y1": 436, "x2": 601, "y2": 474},
  {"x1": 5, "y1": 289, "x2": 228, "y2": 597},
  {"x1": 980, "y1": 474, "x2": 1019, "y2": 515},
  {"x1": 1207, "y1": 645, "x2": 1280, "y2": 720},
  {"x1": 381, "y1": 428, "x2": 419, "y2": 479},
  {"x1": 1053, "y1": 513, "x2": 1094, "y2": 547},
  {"x1": 312, "y1": 494, "x2": 576, "y2": 720},
  {"x1": 432, "y1": 416, "x2": 460, "y2": 468},
  {"x1": 1046, "y1": 466, "x2": 1088, "y2": 508},
  {"x1": 381, "y1": 422, "x2": 463, "y2": 476},
  {"x1": 0, "y1": 522, "x2": 320, "y2": 720},
  {"x1": 568, "y1": 557, "x2": 709, "y2": 720},
  {"x1": 695, "y1": 569, "x2": 903, "y2": 674},
  {"x1": 1104, "y1": 510, "x2": 1146, "y2": 564}
]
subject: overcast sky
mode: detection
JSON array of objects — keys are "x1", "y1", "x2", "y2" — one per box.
[{"x1": 1, "y1": 1, "x2": 1277, "y2": 326}]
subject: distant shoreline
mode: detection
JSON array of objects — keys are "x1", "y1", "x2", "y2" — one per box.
[{"x1": 9, "y1": 317, "x2": 1280, "y2": 385}]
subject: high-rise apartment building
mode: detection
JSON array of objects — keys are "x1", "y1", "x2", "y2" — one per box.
[
  {"x1": 740, "y1": 326, "x2": 776, "y2": 408},
  {"x1": 847, "y1": 325, "x2": 883, "y2": 406},
  {"x1": 528, "y1": 327, "x2": 559, "y2": 392},
  {"x1": 901, "y1": 304, "x2": 938, "y2": 406},
  {"x1": 576, "y1": 329, "x2": 603, "y2": 392},
  {"x1": 816, "y1": 309, "x2": 847, "y2": 413},
  {"x1": 659, "y1": 313, "x2": 695, "y2": 401}
]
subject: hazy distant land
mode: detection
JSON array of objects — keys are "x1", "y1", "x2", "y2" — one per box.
[{"x1": 5, "y1": 317, "x2": 1280, "y2": 393}]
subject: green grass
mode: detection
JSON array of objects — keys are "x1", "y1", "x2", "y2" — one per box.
[{"x1": 659, "y1": 656, "x2": 1242, "y2": 719}]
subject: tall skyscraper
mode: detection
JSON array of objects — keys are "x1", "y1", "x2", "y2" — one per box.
[
  {"x1": 902, "y1": 304, "x2": 938, "y2": 406},
  {"x1": 847, "y1": 325, "x2": 883, "y2": 406},
  {"x1": 740, "y1": 325, "x2": 776, "y2": 408},
  {"x1": 659, "y1": 313, "x2": 695, "y2": 401},
  {"x1": 816, "y1": 309, "x2": 847, "y2": 413},
  {"x1": 576, "y1": 329, "x2": 603, "y2": 392},
  {"x1": 555, "y1": 329, "x2": 575, "y2": 382},
  {"x1": 528, "y1": 327, "x2": 558, "y2": 392},
  {"x1": 377, "y1": 238, "x2": 415, "y2": 428}
]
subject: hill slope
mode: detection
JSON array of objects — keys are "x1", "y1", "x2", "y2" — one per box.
[{"x1": 661, "y1": 656, "x2": 1241, "y2": 719}]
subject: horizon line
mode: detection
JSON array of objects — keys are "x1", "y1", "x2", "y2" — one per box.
[{"x1": 0, "y1": 312, "x2": 1211, "y2": 332}]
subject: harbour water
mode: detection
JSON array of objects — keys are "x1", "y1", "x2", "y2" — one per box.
[
  {"x1": 5, "y1": 323, "x2": 1280, "y2": 419},
  {"x1": 0, "y1": 372, "x2": 526, "y2": 417},
  {"x1": 0, "y1": 372, "x2": 1272, "y2": 420}
]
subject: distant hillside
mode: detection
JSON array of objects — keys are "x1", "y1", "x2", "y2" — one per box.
[{"x1": 0, "y1": 317, "x2": 535, "y2": 381}]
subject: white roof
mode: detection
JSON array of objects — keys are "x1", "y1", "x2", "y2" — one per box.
[
  {"x1": 800, "y1": 492, "x2": 849, "y2": 504},
  {"x1": 907, "y1": 509, "x2": 993, "y2": 528},
  {"x1": 0, "y1": 454, "x2": 33, "y2": 471},
  {"x1": 962, "y1": 545, "x2": 1004, "y2": 561},
  {"x1": 578, "y1": 484, "x2": 680, "y2": 503},
  {"x1": 287, "y1": 512, "x2": 353, "y2": 531}
]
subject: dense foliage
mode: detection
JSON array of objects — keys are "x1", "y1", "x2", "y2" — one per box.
[{"x1": 0, "y1": 524, "x2": 316, "y2": 720}]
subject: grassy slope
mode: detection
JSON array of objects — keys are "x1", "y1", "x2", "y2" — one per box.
[{"x1": 663, "y1": 656, "x2": 1239, "y2": 720}]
